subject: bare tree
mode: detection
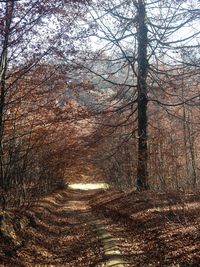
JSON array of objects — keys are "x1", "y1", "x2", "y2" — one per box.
[{"x1": 82, "y1": 0, "x2": 200, "y2": 190}]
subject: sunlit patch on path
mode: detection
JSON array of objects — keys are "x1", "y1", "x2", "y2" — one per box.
[
  {"x1": 68, "y1": 183, "x2": 109, "y2": 190},
  {"x1": 63, "y1": 200, "x2": 90, "y2": 211},
  {"x1": 92, "y1": 219, "x2": 128, "y2": 267}
]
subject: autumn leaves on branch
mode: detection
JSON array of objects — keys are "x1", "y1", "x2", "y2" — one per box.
[{"x1": 0, "y1": 0, "x2": 200, "y2": 209}]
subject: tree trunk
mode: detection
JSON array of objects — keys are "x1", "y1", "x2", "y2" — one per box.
[
  {"x1": 136, "y1": 0, "x2": 149, "y2": 190},
  {"x1": 0, "y1": 1, "x2": 15, "y2": 189}
]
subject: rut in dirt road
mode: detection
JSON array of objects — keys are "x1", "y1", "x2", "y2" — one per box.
[{"x1": 1, "y1": 189, "x2": 128, "y2": 267}]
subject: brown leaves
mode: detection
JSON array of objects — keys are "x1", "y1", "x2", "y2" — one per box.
[{"x1": 91, "y1": 190, "x2": 200, "y2": 267}]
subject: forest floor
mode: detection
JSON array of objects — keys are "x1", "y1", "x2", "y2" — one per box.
[{"x1": 0, "y1": 187, "x2": 200, "y2": 266}]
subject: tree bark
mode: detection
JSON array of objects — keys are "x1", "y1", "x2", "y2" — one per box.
[{"x1": 136, "y1": 0, "x2": 149, "y2": 190}]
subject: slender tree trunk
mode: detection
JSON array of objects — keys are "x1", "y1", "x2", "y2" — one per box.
[
  {"x1": 0, "y1": 1, "x2": 14, "y2": 189},
  {"x1": 182, "y1": 88, "x2": 190, "y2": 182},
  {"x1": 187, "y1": 114, "x2": 197, "y2": 190},
  {"x1": 136, "y1": 0, "x2": 149, "y2": 190}
]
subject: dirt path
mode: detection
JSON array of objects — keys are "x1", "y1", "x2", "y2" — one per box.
[
  {"x1": 1, "y1": 189, "x2": 128, "y2": 267},
  {"x1": 3, "y1": 188, "x2": 199, "y2": 266}
]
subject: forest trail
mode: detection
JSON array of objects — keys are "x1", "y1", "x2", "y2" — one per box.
[
  {"x1": 1, "y1": 188, "x2": 128, "y2": 267},
  {"x1": 1, "y1": 187, "x2": 200, "y2": 266}
]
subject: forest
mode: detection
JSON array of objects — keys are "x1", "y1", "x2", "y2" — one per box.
[{"x1": 0, "y1": 0, "x2": 200, "y2": 266}]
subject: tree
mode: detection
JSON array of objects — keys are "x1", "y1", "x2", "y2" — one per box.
[
  {"x1": 81, "y1": 0, "x2": 200, "y2": 190},
  {"x1": 136, "y1": 0, "x2": 149, "y2": 190},
  {"x1": 0, "y1": 0, "x2": 91, "y2": 208},
  {"x1": 0, "y1": 0, "x2": 14, "y2": 190}
]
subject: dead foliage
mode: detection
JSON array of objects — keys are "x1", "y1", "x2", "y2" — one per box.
[{"x1": 91, "y1": 190, "x2": 200, "y2": 267}]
